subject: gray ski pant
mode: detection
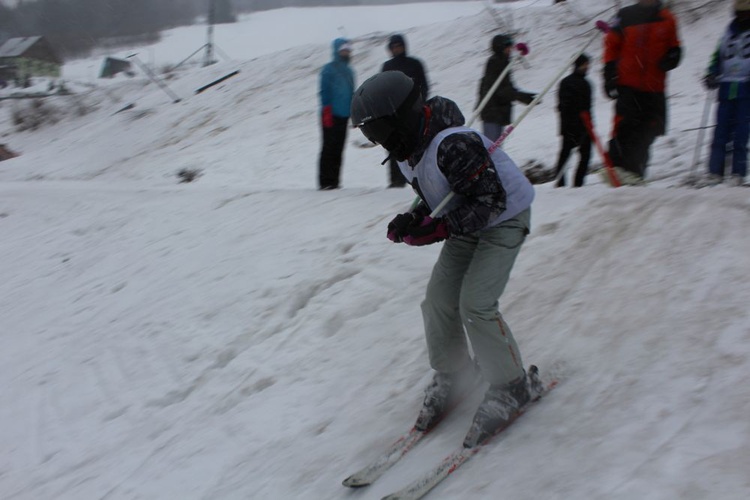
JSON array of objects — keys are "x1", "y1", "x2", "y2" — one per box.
[{"x1": 421, "y1": 208, "x2": 530, "y2": 386}]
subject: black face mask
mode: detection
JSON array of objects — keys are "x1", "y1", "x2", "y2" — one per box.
[
  {"x1": 360, "y1": 113, "x2": 421, "y2": 162},
  {"x1": 339, "y1": 54, "x2": 351, "y2": 63}
]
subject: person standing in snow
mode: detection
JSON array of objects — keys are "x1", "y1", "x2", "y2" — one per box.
[
  {"x1": 477, "y1": 34, "x2": 536, "y2": 142},
  {"x1": 381, "y1": 33, "x2": 430, "y2": 188},
  {"x1": 554, "y1": 53, "x2": 593, "y2": 187},
  {"x1": 318, "y1": 38, "x2": 355, "y2": 190},
  {"x1": 702, "y1": 0, "x2": 750, "y2": 187},
  {"x1": 350, "y1": 71, "x2": 535, "y2": 448},
  {"x1": 602, "y1": 0, "x2": 681, "y2": 185}
]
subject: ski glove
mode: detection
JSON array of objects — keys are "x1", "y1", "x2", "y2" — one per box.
[
  {"x1": 387, "y1": 212, "x2": 418, "y2": 243},
  {"x1": 322, "y1": 105, "x2": 334, "y2": 128},
  {"x1": 403, "y1": 216, "x2": 451, "y2": 247},
  {"x1": 703, "y1": 74, "x2": 719, "y2": 90},
  {"x1": 658, "y1": 47, "x2": 682, "y2": 72},
  {"x1": 603, "y1": 61, "x2": 618, "y2": 100},
  {"x1": 518, "y1": 92, "x2": 536, "y2": 105}
]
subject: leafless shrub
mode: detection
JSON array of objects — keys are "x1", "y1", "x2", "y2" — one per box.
[{"x1": 11, "y1": 99, "x2": 61, "y2": 132}]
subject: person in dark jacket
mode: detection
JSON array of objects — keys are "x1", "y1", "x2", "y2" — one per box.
[
  {"x1": 554, "y1": 53, "x2": 593, "y2": 187},
  {"x1": 381, "y1": 34, "x2": 430, "y2": 187},
  {"x1": 478, "y1": 34, "x2": 536, "y2": 142},
  {"x1": 602, "y1": 0, "x2": 681, "y2": 184},
  {"x1": 318, "y1": 38, "x2": 356, "y2": 190},
  {"x1": 702, "y1": 0, "x2": 750, "y2": 186},
  {"x1": 351, "y1": 71, "x2": 536, "y2": 450}
]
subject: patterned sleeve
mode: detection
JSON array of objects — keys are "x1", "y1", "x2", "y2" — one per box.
[{"x1": 436, "y1": 132, "x2": 507, "y2": 235}]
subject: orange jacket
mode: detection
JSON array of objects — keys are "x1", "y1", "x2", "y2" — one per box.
[{"x1": 604, "y1": 3, "x2": 681, "y2": 93}]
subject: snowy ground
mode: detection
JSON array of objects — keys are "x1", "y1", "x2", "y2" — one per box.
[{"x1": 1, "y1": 1, "x2": 749, "y2": 499}]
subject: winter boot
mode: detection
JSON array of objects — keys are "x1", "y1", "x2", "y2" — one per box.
[
  {"x1": 414, "y1": 361, "x2": 480, "y2": 433},
  {"x1": 728, "y1": 174, "x2": 745, "y2": 187},
  {"x1": 462, "y1": 373, "x2": 531, "y2": 448},
  {"x1": 693, "y1": 173, "x2": 723, "y2": 188}
]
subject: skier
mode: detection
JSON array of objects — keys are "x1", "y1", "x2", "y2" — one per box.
[
  {"x1": 602, "y1": 0, "x2": 681, "y2": 184},
  {"x1": 318, "y1": 38, "x2": 355, "y2": 190},
  {"x1": 702, "y1": 0, "x2": 750, "y2": 187},
  {"x1": 477, "y1": 34, "x2": 536, "y2": 142},
  {"x1": 381, "y1": 33, "x2": 430, "y2": 188},
  {"x1": 554, "y1": 53, "x2": 593, "y2": 187},
  {"x1": 351, "y1": 71, "x2": 535, "y2": 448}
]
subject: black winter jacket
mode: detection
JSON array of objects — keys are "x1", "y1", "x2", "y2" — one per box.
[
  {"x1": 478, "y1": 51, "x2": 533, "y2": 125},
  {"x1": 382, "y1": 54, "x2": 430, "y2": 99},
  {"x1": 557, "y1": 71, "x2": 592, "y2": 138}
]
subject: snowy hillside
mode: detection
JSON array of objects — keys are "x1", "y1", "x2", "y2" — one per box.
[{"x1": 1, "y1": 1, "x2": 748, "y2": 499}]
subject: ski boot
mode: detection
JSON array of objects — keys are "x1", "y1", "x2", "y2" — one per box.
[
  {"x1": 414, "y1": 361, "x2": 480, "y2": 433},
  {"x1": 462, "y1": 372, "x2": 531, "y2": 448}
]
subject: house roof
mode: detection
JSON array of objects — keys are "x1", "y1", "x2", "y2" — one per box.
[{"x1": 0, "y1": 37, "x2": 44, "y2": 58}]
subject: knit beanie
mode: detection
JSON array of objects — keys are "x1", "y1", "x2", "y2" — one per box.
[{"x1": 388, "y1": 34, "x2": 406, "y2": 49}]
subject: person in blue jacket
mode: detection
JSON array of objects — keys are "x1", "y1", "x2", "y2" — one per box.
[
  {"x1": 703, "y1": 0, "x2": 750, "y2": 186},
  {"x1": 318, "y1": 38, "x2": 356, "y2": 190}
]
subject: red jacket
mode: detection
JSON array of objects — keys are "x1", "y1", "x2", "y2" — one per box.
[{"x1": 604, "y1": 3, "x2": 681, "y2": 93}]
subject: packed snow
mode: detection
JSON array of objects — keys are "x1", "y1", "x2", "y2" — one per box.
[{"x1": 1, "y1": 1, "x2": 748, "y2": 499}]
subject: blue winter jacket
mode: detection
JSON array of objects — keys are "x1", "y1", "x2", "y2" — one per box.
[{"x1": 319, "y1": 38, "x2": 355, "y2": 118}]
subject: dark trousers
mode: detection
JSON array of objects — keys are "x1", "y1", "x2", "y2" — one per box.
[
  {"x1": 555, "y1": 132, "x2": 591, "y2": 187},
  {"x1": 608, "y1": 88, "x2": 666, "y2": 177},
  {"x1": 709, "y1": 97, "x2": 749, "y2": 178},
  {"x1": 389, "y1": 158, "x2": 407, "y2": 187},
  {"x1": 319, "y1": 116, "x2": 348, "y2": 189}
]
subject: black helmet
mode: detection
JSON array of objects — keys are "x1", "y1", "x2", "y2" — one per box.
[{"x1": 350, "y1": 71, "x2": 424, "y2": 161}]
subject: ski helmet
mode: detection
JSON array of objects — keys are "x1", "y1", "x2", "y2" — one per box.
[{"x1": 350, "y1": 71, "x2": 425, "y2": 161}]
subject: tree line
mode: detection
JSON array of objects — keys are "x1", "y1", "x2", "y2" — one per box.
[
  {"x1": 0, "y1": 0, "x2": 476, "y2": 60},
  {"x1": 0, "y1": 0, "x2": 235, "y2": 59}
]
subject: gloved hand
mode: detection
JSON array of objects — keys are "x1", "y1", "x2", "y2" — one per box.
[
  {"x1": 322, "y1": 105, "x2": 334, "y2": 128},
  {"x1": 518, "y1": 92, "x2": 536, "y2": 105},
  {"x1": 604, "y1": 81, "x2": 618, "y2": 100},
  {"x1": 703, "y1": 74, "x2": 719, "y2": 90},
  {"x1": 387, "y1": 212, "x2": 417, "y2": 243},
  {"x1": 658, "y1": 46, "x2": 682, "y2": 72},
  {"x1": 603, "y1": 61, "x2": 618, "y2": 100},
  {"x1": 403, "y1": 216, "x2": 451, "y2": 246}
]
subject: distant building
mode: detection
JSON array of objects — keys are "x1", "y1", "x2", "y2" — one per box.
[
  {"x1": 0, "y1": 36, "x2": 62, "y2": 80},
  {"x1": 99, "y1": 57, "x2": 134, "y2": 79}
]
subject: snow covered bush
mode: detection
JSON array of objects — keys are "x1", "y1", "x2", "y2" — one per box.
[{"x1": 11, "y1": 99, "x2": 61, "y2": 132}]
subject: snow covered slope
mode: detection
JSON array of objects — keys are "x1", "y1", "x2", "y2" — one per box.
[{"x1": 0, "y1": 1, "x2": 748, "y2": 499}]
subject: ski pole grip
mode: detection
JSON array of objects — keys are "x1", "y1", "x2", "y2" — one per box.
[
  {"x1": 515, "y1": 43, "x2": 530, "y2": 56},
  {"x1": 595, "y1": 20, "x2": 610, "y2": 33}
]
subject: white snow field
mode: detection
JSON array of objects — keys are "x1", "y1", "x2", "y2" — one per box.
[{"x1": 0, "y1": 1, "x2": 748, "y2": 499}]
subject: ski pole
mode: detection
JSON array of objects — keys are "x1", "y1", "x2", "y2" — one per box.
[
  {"x1": 579, "y1": 110, "x2": 621, "y2": 187},
  {"x1": 467, "y1": 42, "x2": 530, "y2": 128},
  {"x1": 688, "y1": 90, "x2": 715, "y2": 180},
  {"x1": 428, "y1": 20, "x2": 610, "y2": 218}
]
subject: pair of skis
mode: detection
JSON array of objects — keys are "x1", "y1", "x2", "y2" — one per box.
[{"x1": 342, "y1": 366, "x2": 556, "y2": 500}]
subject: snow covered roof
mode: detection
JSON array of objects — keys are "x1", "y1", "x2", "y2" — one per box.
[{"x1": 0, "y1": 36, "x2": 44, "y2": 58}]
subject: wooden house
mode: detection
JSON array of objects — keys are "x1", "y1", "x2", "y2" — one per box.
[{"x1": 0, "y1": 36, "x2": 62, "y2": 79}]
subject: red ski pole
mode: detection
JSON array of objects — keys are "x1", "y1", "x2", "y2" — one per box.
[{"x1": 580, "y1": 110, "x2": 620, "y2": 187}]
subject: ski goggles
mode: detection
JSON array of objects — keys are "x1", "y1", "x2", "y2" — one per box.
[{"x1": 358, "y1": 116, "x2": 401, "y2": 151}]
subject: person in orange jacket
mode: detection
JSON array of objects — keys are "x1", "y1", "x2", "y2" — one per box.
[{"x1": 602, "y1": 0, "x2": 681, "y2": 184}]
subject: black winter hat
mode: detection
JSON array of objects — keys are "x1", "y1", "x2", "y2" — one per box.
[
  {"x1": 491, "y1": 34, "x2": 513, "y2": 54},
  {"x1": 574, "y1": 53, "x2": 590, "y2": 68},
  {"x1": 388, "y1": 34, "x2": 406, "y2": 49}
]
